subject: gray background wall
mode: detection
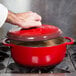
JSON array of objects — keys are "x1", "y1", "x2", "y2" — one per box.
[
  {"x1": 31, "y1": 0, "x2": 76, "y2": 39},
  {"x1": 0, "y1": 0, "x2": 76, "y2": 41}
]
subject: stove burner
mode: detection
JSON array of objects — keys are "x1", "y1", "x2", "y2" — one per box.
[
  {"x1": 7, "y1": 63, "x2": 70, "y2": 73},
  {"x1": 51, "y1": 68, "x2": 70, "y2": 73},
  {"x1": 71, "y1": 53, "x2": 76, "y2": 62},
  {"x1": 7, "y1": 63, "x2": 55, "y2": 73},
  {"x1": 7, "y1": 63, "x2": 21, "y2": 73},
  {"x1": 0, "y1": 63, "x2": 5, "y2": 70},
  {"x1": 0, "y1": 43, "x2": 10, "y2": 52},
  {"x1": 71, "y1": 44, "x2": 76, "y2": 51},
  {"x1": 0, "y1": 43, "x2": 9, "y2": 62},
  {"x1": 0, "y1": 51, "x2": 9, "y2": 62}
]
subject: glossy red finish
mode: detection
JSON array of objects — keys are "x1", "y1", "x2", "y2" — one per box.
[
  {"x1": 9, "y1": 25, "x2": 60, "y2": 36},
  {"x1": 3, "y1": 37, "x2": 74, "y2": 67},
  {"x1": 7, "y1": 24, "x2": 62, "y2": 41}
]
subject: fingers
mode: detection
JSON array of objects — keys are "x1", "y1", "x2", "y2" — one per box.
[
  {"x1": 31, "y1": 12, "x2": 42, "y2": 21},
  {"x1": 15, "y1": 11, "x2": 42, "y2": 28},
  {"x1": 28, "y1": 21, "x2": 42, "y2": 28},
  {"x1": 24, "y1": 11, "x2": 42, "y2": 21},
  {"x1": 19, "y1": 21, "x2": 42, "y2": 28}
]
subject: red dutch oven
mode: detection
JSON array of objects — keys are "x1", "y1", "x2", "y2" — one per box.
[{"x1": 2, "y1": 25, "x2": 74, "y2": 67}]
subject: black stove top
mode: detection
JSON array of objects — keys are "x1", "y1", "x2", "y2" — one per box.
[{"x1": 0, "y1": 43, "x2": 76, "y2": 73}]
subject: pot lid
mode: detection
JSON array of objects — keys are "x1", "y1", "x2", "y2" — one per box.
[{"x1": 7, "y1": 24, "x2": 63, "y2": 41}]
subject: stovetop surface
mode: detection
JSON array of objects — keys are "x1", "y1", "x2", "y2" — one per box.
[{"x1": 0, "y1": 43, "x2": 76, "y2": 73}]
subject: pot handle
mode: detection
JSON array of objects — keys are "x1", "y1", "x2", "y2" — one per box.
[
  {"x1": 64, "y1": 37, "x2": 74, "y2": 45},
  {"x1": 2, "y1": 38, "x2": 14, "y2": 47}
]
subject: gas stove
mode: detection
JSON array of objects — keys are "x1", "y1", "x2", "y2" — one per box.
[{"x1": 0, "y1": 43, "x2": 76, "y2": 73}]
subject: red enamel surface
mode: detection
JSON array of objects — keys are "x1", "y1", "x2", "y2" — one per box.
[
  {"x1": 9, "y1": 25, "x2": 61, "y2": 37},
  {"x1": 11, "y1": 44, "x2": 66, "y2": 66}
]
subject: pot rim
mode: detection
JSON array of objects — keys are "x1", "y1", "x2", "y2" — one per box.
[{"x1": 2, "y1": 37, "x2": 74, "y2": 48}]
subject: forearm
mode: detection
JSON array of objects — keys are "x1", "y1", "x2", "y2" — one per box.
[{"x1": 6, "y1": 11, "x2": 18, "y2": 25}]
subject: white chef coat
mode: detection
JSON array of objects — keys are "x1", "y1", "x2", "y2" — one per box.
[{"x1": 0, "y1": 3, "x2": 8, "y2": 28}]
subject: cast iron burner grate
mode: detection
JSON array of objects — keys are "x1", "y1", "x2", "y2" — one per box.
[
  {"x1": 0, "y1": 43, "x2": 10, "y2": 52},
  {"x1": 7, "y1": 63, "x2": 70, "y2": 73}
]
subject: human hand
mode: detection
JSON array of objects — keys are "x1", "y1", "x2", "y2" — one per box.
[{"x1": 6, "y1": 11, "x2": 42, "y2": 28}]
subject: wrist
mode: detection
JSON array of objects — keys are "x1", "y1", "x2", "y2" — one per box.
[{"x1": 6, "y1": 11, "x2": 17, "y2": 24}]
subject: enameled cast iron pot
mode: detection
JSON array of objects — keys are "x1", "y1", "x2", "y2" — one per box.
[
  {"x1": 2, "y1": 25, "x2": 74, "y2": 67},
  {"x1": 3, "y1": 37, "x2": 74, "y2": 67}
]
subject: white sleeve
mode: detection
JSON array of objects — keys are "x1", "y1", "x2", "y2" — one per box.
[{"x1": 0, "y1": 4, "x2": 8, "y2": 27}]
